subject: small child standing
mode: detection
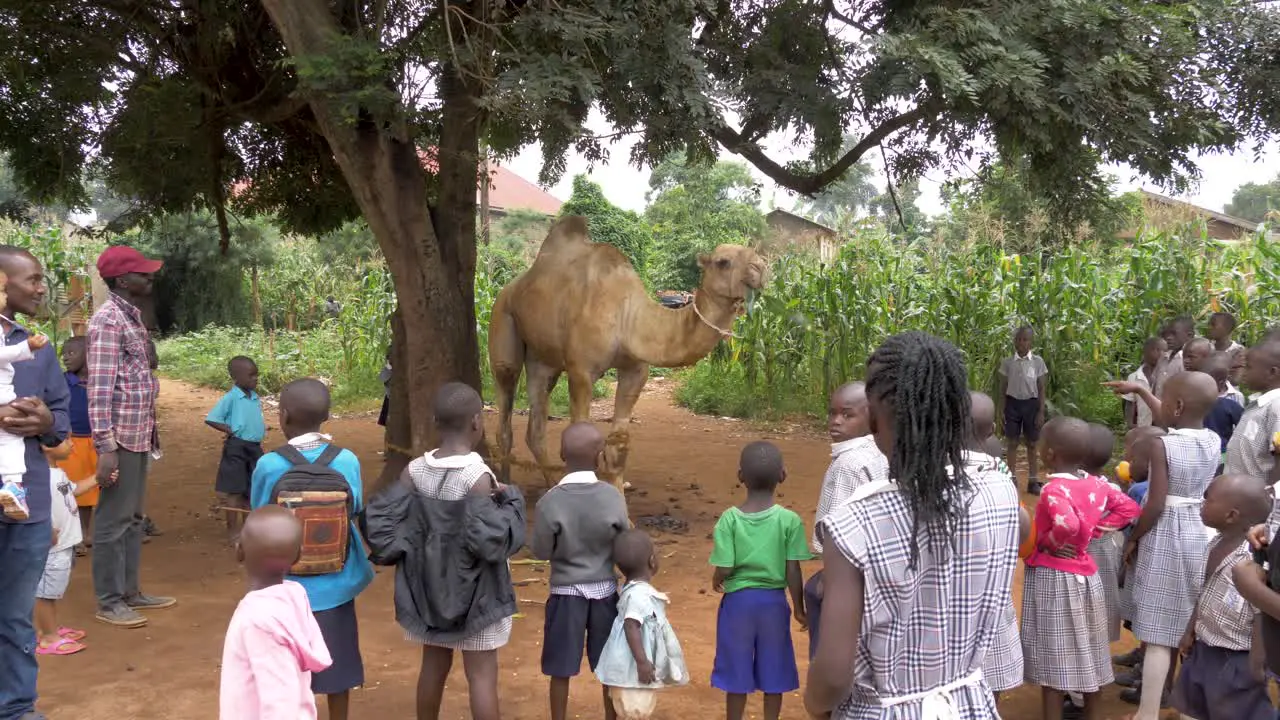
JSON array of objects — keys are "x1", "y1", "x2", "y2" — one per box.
[
  {"x1": 1203, "y1": 353, "x2": 1245, "y2": 473},
  {"x1": 532, "y1": 422, "x2": 629, "y2": 720},
  {"x1": 1227, "y1": 338, "x2": 1280, "y2": 534},
  {"x1": 1021, "y1": 417, "x2": 1140, "y2": 719},
  {"x1": 1171, "y1": 474, "x2": 1274, "y2": 720},
  {"x1": 207, "y1": 356, "x2": 266, "y2": 543},
  {"x1": 56, "y1": 336, "x2": 98, "y2": 554},
  {"x1": 0, "y1": 328, "x2": 49, "y2": 519},
  {"x1": 1122, "y1": 371, "x2": 1221, "y2": 720},
  {"x1": 807, "y1": 382, "x2": 886, "y2": 659},
  {"x1": 219, "y1": 505, "x2": 333, "y2": 720},
  {"x1": 1124, "y1": 337, "x2": 1167, "y2": 429},
  {"x1": 710, "y1": 441, "x2": 809, "y2": 720},
  {"x1": 34, "y1": 441, "x2": 98, "y2": 656},
  {"x1": 249, "y1": 379, "x2": 374, "y2": 720},
  {"x1": 595, "y1": 530, "x2": 689, "y2": 720},
  {"x1": 366, "y1": 381, "x2": 525, "y2": 720},
  {"x1": 998, "y1": 325, "x2": 1050, "y2": 494},
  {"x1": 1207, "y1": 311, "x2": 1246, "y2": 376}
]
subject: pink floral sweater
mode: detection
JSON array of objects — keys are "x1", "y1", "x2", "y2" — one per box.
[{"x1": 1025, "y1": 472, "x2": 1141, "y2": 576}]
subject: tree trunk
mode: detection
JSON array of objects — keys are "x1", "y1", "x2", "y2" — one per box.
[{"x1": 260, "y1": 0, "x2": 484, "y2": 488}]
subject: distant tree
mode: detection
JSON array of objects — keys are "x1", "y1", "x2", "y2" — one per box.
[
  {"x1": 645, "y1": 154, "x2": 765, "y2": 291},
  {"x1": 561, "y1": 176, "x2": 652, "y2": 277},
  {"x1": 869, "y1": 179, "x2": 927, "y2": 235},
  {"x1": 1226, "y1": 175, "x2": 1280, "y2": 229}
]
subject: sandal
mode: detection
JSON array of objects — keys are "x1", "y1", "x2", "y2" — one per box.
[
  {"x1": 58, "y1": 627, "x2": 86, "y2": 641},
  {"x1": 37, "y1": 637, "x2": 86, "y2": 656}
]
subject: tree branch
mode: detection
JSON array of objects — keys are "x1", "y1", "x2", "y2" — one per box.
[
  {"x1": 823, "y1": 0, "x2": 876, "y2": 36},
  {"x1": 710, "y1": 105, "x2": 931, "y2": 195}
]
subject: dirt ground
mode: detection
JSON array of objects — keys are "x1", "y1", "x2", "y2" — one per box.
[{"x1": 35, "y1": 377, "x2": 1169, "y2": 720}]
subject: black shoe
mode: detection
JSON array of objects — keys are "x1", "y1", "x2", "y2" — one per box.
[
  {"x1": 1061, "y1": 699, "x2": 1085, "y2": 720},
  {"x1": 142, "y1": 516, "x2": 162, "y2": 537},
  {"x1": 1114, "y1": 666, "x2": 1142, "y2": 688},
  {"x1": 1118, "y1": 686, "x2": 1168, "y2": 708},
  {"x1": 1027, "y1": 480, "x2": 1043, "y2": 496},
  {"x1": 1113, "y1": 646, "x2": 1145, "y2": 667}
]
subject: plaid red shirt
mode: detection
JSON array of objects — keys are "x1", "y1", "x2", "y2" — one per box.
[{"x1": 88, "y1": 293, "x2": 159, "y2": 453}]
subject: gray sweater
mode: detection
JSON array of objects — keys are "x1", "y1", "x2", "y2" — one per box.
[{"x1": 532, "y1": 478, "x2": 629, "y2": 587}]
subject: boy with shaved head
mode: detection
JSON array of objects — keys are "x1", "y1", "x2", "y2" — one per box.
[
  {"x1": 532, "y1": 422, "x2": 629, "y2": 720},
  {"x1": 219, "y1": 506, "x2": 332, "y2": 720},
  {"x1": 806, "y1": 382, "x2": 886, "y2": 660},
  {"x1": 1228, "y1": 339, "x2": 1280, "y2": 530}
]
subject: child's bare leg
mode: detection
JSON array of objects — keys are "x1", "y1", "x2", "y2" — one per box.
[
  {"x1": 33, "y1": 598, "x2": 58, "y2": 644},
  {"x1": 1004, "y1": 437, "x2": 1019, "y2": 482},
  {"x1": 725, "y1": 693, "x2": 747, "y2": 720},
  {"x1": 326, "y1": 691, "x2": 350, "y2": 720},
  {"x1": 1080, "y1": 691, "x2": 1100, "y2": 720},
  {"x1": 462, "y1": 649, "x2": 500, "y2": 720},
  {"x1": 1040, "y1": 687, "x2": 1064, "y2": 720},
  {"x1": 1025, "y1": 439, "x2": 1039, "y2": 483},
  {"x1": 416, "y1": 645, "x2": 453, "y2": 720},
  {"x1": 549, "y1": 677, "x2": 570, "y2": 720},
  {"x1": 762, "y1": 693, "x2": 782, "y2": 720},
  {"x1": 79, "y1": 505, "x2": 93, "y2": 548},
  {"x1": 602, "y1": 685, "x2": 617, "y2": 720}
]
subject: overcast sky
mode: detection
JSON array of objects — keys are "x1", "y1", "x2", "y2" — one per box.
[{"x1": 505, "y1": 109, "x2": 1280, "y2": 218}]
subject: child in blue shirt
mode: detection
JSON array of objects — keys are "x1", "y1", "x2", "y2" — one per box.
[
  {"x1": 250, "y1": 378, "x2": 374, "y2": 720},
  {"x1": 206, "y1": 356, "x2": 266, "y2": 543}
]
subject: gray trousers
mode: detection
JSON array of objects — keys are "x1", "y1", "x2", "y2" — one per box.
[{"x1": 92, "y1": 450, "x2": 149, "y2": 609}]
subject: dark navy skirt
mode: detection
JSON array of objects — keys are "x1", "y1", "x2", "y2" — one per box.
[{"x1": 312, "y1": 600, "x2": 365, "y2": 695}]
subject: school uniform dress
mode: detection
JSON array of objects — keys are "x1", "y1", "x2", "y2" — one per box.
[
  {"x1": 817, "y1": 460, "x2": 1018, "y2": 718},
  {"x1": 207, "y1": 386, "x2": 266, "y2": 498},
  {"x1": 1022, "y1": 473, "x2": 1140, "y2": 693},
  {"x1": 959, "y1": 452, "x2": 1023, "y2": 694},
  {"x1": 1171, "y1": 538, "x2": 1276, "y2": 720},
  {"x1": 1130, "y1": 428, "x2": 1220, "y2": 648},
  {"x1": 808, "y1": 435, "x2": 888, "y2": 659},
  {"x1": 1225, "y1": 388, "x2": 1280, "y2": 533},
  {"x1": 406, "y1": 452, "x2": 513, "y2": 651},
  {"x1": 1086, "y1": 530, "x2": 1124, "y2": 642}
]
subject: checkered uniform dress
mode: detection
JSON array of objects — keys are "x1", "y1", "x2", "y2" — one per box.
[
  {"x1": 1130, "y1": 428, "x2": 1219, "y2": 648},
  {"x1": 1088, "y1": 531, "x2": 1123, "y2": 642},
  {"x1": 964, "y1": 453, "x2": 1022, "y2": 694},
  {"x1": 403, "y1": 452, "x2": 513, "y2": 651},
  {"x1": 819, "y1": 459, "x2": 1018, "y2": 718}
]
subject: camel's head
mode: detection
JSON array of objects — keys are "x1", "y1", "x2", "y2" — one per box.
[{"x1": 697, "y1": 245, "x2": 766, "y2": 305}]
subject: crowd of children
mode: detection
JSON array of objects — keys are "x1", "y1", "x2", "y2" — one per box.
[{"x1": 37, "y1": 306, "x2": 1280, "y2": 719}]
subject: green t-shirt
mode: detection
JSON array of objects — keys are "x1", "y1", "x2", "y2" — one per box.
[{"x1": 709, "y1": 505, "x2": 812, "y2": 593}]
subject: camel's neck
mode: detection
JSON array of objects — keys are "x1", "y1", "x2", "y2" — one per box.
[{"x1": 625, "y1": 292, "x2": 738, "y2": 368}]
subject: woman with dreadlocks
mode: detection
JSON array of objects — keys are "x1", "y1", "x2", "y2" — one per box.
[{"x1": 803, "y1": 332, "x2": 1020, "y2": 719}]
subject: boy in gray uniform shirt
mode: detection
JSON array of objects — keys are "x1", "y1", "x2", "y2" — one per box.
[{"x1": 532, "y1": 422, "x2": 630, "y2": 720}]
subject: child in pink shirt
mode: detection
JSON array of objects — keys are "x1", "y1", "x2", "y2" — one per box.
[
  {"x1": 1021, "y1": 417, "x2": 1140, "y2": 719},
  {"x1": 220, "y1": 505, "x2": 332, "y2": 720}
]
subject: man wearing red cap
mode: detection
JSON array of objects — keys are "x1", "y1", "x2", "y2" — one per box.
[{"x1": 87, "y1": 245, "x2": 175, "y2": 628}]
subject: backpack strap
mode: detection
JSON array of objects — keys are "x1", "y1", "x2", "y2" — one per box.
[
  {"x1": 314, "y1": 444, "x2": 344, "y2": 467},
  {"x1": 276, "y1": 445, "x2": 308, "y2": 466}
]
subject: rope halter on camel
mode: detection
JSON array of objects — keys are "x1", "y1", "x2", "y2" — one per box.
[{"x1": 692, "y1": 291, "x2": 744, "y2": 339}]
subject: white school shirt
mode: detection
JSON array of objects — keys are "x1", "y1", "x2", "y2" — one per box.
[
  {"x1": 48, "y1": 468, "x2": 82, "y2": 552},
  {"x1": 1123, "y1": 366, "x2": 1155, "y2": 428}
]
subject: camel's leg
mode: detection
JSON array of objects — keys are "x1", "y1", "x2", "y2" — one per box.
[
  {"x1": 524, "y1": 358, "x2": 560, "y2": 486},
  {"x1": 488, "y1": 303, "x2": 524, "y2": 485},
  {"x1": 565, "y1": 367, "x2": 596, "y2": 424},
  {"x1": 606, "y1": 363, "x2": 649, "y2": 497}
]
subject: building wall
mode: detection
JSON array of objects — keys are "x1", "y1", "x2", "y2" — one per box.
[{"x1": 763, "y1": 213, "x2": 838, "y2": 261}]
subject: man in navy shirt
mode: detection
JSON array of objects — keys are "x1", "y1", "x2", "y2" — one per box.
[{"x1": 0, "y1": 247, "x2": 70, "y2": 720}]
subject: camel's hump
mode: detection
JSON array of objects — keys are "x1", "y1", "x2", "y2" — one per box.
[{"x1": 536, "y1": 215, "x2": 591, "y2": 257}]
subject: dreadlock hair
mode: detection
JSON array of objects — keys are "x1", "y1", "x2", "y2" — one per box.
[
  {"x1": 434, "y1": 381, "x2": 483, "y2": 433},
  {"x1": 865, "y1": 331, "x2": 972, "y2": 568}
]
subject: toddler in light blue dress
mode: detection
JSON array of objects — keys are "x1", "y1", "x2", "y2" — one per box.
[{"x1": 595, "y1": 529, "x2": 688, "y2": 719}]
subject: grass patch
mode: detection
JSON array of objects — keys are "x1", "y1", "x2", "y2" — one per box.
[{"x1": 675, "y1": 362, "x2": 820, "y2": 420}]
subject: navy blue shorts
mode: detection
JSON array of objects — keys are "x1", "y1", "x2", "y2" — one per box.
[
  {"x1": 541, "y1": 593, "x2": 619, "y2": 677},
  {"x1": 804, "y1": 571, "x2": 823, "y2": 661},
  {"x1": 711, "y1": 588, "x2": 800, "y2": 695},
  {"x1": 1003, "y1": 396, "x2": 1042, "y2": 443},
  {"x1": 1172, "y1": 641, "x2": 1278, "y2": 720},
  {"x1": 214, "y1": 437, "x2": 263, "y2": 497},
  {"x1": 311, "y1": 600, "x2": 364, "y2": 695}
]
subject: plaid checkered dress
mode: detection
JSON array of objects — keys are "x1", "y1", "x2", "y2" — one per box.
[
  {"x1": 404, "y1": 451, "x2": 513, "y2": 651},
  {"x1": 1131, "y1": 428, "x2": 1219, "y2": 648},
  {"x1": 964, "y1": 453, "x2": 1022, "y2": 694},
  {"x1": 819, "y1": 457, "x2": 1018, "y2": 718},
  {"x1": 1088, "y1": 531, "x2": 1123, "y2": 642}
]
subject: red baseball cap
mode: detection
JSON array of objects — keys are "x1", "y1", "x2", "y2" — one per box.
[{"x1": 97, "y1": 246, "x2": 163, "y2": 279}]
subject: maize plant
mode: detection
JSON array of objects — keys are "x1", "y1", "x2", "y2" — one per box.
[{"x1": 681, "y1": 225, "x2": 1280, "y2": 427}]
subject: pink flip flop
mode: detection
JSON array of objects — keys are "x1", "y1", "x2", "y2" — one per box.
[
  {"x1": 57, "y1": 627, "x2": 86, "y2": 642},
  {"x1": 37, "y1": 637, "x2": 85, "y2": 656}
]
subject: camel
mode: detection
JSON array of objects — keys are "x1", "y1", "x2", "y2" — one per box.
[{"x1": 487, "y1": 215, "x2": 766, "y2": 495}]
